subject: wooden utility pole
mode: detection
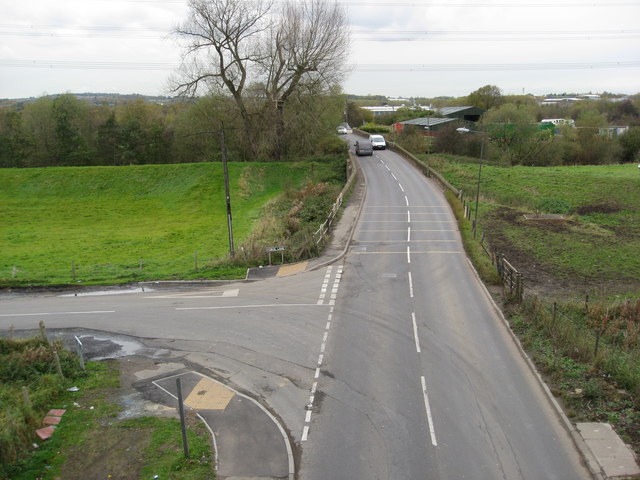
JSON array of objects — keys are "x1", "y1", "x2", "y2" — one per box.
[{"x1": 220, "y1": 123, "x2": 234, "y2": 257}]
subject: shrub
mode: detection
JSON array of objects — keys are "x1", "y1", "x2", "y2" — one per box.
[
  {"x1": 315, "y1": 135, "x2": 348, "y2": 155},
  {"x1": 359, "y1": 123, "x2": 390, "y2": 134},
  {"x1": 534, "y1": 198, "x2": 572, "y2": 214}
]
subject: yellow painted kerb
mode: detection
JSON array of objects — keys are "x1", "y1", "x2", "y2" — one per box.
[
  {"x1": 184, "y1": 377, "x2": 234, "y2": 410},
  {"x1": 277, "y1": 261, "x2": 308, "y2": 277}
]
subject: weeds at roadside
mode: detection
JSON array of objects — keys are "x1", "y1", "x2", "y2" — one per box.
[
  {"x1": 0, "y1": 335, "x2": 215, "y2": 480},
  {"x1": 506, "y1": 297, "x2": 640, "y2": 455}
]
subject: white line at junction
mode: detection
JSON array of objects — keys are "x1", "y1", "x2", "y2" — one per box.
[
  {"x1": 176, "y1": 303, "x2": 326, "y2": 311},
  {"x1": 0, "y1": 310, "x2": 115, "y2": 317}
]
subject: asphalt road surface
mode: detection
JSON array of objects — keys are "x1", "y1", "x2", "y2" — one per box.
[
  {"x1": 298, "y1": 139, "x2": 590, "y2": 479},
  {"x1": 0, "y1": 140, "x2": 591, "y2": 479}
]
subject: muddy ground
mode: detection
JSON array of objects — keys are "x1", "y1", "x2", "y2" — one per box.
[{"x1": 484, "y1": 206, "x2": 639, "y2": 298}]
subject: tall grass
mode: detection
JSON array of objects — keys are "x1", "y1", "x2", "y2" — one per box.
[
  {"x1": 519, "y1": 296, "x2": 640, "y2": 403},
  {"x1": 0, "y1": 337, "x2": 85, "y2": 470},
  {"x1": 445, "y1": 191, "x2": 500, "y2": 285}
]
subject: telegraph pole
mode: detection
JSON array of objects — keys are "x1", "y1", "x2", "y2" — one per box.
[{"x1": 220, "y1": 123, "x2": 234, "y2": 257}]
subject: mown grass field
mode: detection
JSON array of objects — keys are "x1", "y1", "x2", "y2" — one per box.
[
  {"x1": 424, "y1": 156, "x2": 640, "y2": 294},
  {"x1": 1, "y1": 160, "x2": 343, "y2": 286}
]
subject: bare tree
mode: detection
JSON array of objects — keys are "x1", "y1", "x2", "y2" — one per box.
[
  {"x1": 261, "y1": 0, "x2": 349, "y2": 158},
  {"x1": 172, "y1": 0, "x2": 349, "y2": 159}
]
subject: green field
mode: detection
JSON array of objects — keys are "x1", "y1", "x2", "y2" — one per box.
[
  {"x1": 1, "y1": 161, "x2": 343, "y2": 286},
  {"x1": 425, "y1": 156, "x2": 640, "y2": 294}
]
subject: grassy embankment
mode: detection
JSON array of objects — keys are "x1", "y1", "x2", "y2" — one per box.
[
  {"x1": 1, "y1": 158, "x2": 345, "y2": 286},
  {"x1": 425, "y1": 156, "x2": 639, "y2": 291},
  {"x1": 423, "y1": 154, "x2": 640, "y2": 455},
  {"x1": 1, "y1": 336, "x2": 213, "y2": 480}
]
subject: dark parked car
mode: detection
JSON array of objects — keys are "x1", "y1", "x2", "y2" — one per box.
[{"x1": 354, "y1": 140, "x2": 373, "y2": 156}]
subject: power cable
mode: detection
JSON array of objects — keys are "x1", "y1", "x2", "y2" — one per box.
[{"x1": 2, "y1": 59, "x2": 639, "y2": 71}]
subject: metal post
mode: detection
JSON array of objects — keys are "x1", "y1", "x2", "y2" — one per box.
[
  {"x1": 75, "y1": 335, "x2": 85, "y2": 370},
  {"x1": 473, "y1": 141, "x2": 484, "y2": 239},
  {"x1": 220, "y1": 123, "x2": 234, "y2": 257},
  {"x1": 176, "y1": 378, "x2": 190, "y2": 458}
]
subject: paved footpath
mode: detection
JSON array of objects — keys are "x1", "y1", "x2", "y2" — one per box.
[{"x1": 147, "y1": 370, "x2": 293, "y2": 480}]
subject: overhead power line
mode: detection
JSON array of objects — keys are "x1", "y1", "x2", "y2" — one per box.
[
  {"x1": 2, "y1": 59, "x2": 639, "y2": 72},
  {"x1": 2, "y1": 23, "x2": 639, "y2": 42},
  {"x1": 354, "y1": 61, "x2": 640, "y2": 71},
  {"x1": 0, "y1": 59, "x2": 177, "y2": 70},
  {"x1": 89, "y1": 0, "x2": 640, "y2": 5}
]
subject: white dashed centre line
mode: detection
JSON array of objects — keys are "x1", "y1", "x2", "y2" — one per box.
[
  {"x1": 421, "y1": 376, "x2": 438, "y2": 446},
  {"x1": 303, "y1": 265, "x2": 344, "y2": 441},
  {"x1": 412, "y1": 312, "x2": 421, "y2": 353}
]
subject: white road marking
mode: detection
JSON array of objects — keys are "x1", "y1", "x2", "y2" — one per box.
[
  {"x1": 391, "y1": 172, "x2": 398, "y2": 181},
  {"x1": 421, "y1": 376, "x2": 438, "y2": 446},
  {"x1": 412, "y1": 312, "x2": 421, "y2": 353},
  {"x1": 148, "y1": 288, "x2": 239, "y2": 299},
  {"x1": 357, "y1": 229, "x2": 455, "y2": 232},
  {"x1": 303, "y1": 266, "x2": 343, "y2": 442},
  {"x1": 408, "y1": 211, "x2": 411, "y2": 223},
  {"x1": 408, "y1": 272, "x2": 414, "y2": 298},
  {"x1": 405, "y1": 196, "x2": 409, "y2": 206},
  {"x1": 407, "y1": 246, "x2": 411, "y2": 264},
  {"x1": 399, "y1": 184, "x2": 405, "y2": 192},
  {"x1": 359, "y1": 220, "x2": 452, "y2": 223},
  {"x1": 407, "y1": 227, "x2": 411, "y2": 242},
  {"x1": 177, "y1": 303, "x2": 326, "y2": 311},
  {"x1": 0, "y1": 310, "x2": 115, "y2": 317},
  {"x1": 351, "y1": 250, "x2": 461, "y2": 255},
  {"x1": 356, "y1": 240, "x2": 456, "y2": 243}
]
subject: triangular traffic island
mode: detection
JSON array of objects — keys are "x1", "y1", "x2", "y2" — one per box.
[{"x1": 151, "y1": 371, "x2": 292, "y2": 479}]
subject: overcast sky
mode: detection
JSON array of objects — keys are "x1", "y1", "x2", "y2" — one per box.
[{"x1": 1, "y1": 0, "x2": 639, "y2": 100}]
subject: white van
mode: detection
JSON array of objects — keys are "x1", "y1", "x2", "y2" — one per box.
[{"x1": 369, "y1": 134, "x2": 386, "y2": 150}]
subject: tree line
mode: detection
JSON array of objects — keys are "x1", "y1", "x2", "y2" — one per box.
[
  {"x1": 0, "y1": 92, "x2": 346, "y2": 168},
  {"x1": 1, "y1": 0, "x2": 351, "y2": 168},
  {"x1": 366, "y1": 85, "x2": 640, "y2": 166}
]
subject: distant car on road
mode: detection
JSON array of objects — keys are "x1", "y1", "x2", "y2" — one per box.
[
  {"x1": 369, "y1": 134, "x2": 386, "y2": 150},
  {"x1": 337, "y1": 125, "x2": 348, "y2": 134},
  {"x1": 354, "y1": 140, "x2": 373, "y2": 156}
]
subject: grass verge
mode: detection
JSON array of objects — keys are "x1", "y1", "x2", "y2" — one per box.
[{"x1": 444, "y1": 190, "x2": 500, "y2": 285}]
